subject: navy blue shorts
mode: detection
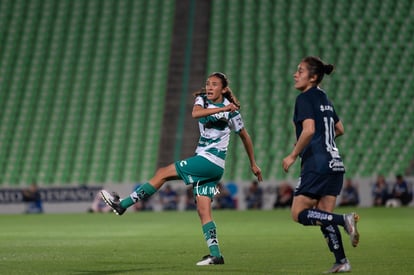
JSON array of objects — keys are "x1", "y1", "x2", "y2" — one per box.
[{"x1": 294, "y1": 172, "x2": 344, "y2": 200}]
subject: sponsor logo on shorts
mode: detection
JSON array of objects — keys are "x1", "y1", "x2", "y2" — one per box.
[
  {"x1": 195, "y1": 181, "x2": 220, "y2": 197},
  {"x1": 295, "y1": 177, "x2": 302, "y2": 192},
  {"x1": 329, "y1": 159, "x2": 345, "y2": 172}
]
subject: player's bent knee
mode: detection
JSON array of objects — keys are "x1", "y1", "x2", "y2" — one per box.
[
  {"x1": 297, "y1": 209, "x2": 315, "y2": 226},
  {"x1": 154, "y1": 164, "x2": 176, "y2": 179},
  {"x1": 291, "y1": 211, "x2": 300, "y2": 223}
]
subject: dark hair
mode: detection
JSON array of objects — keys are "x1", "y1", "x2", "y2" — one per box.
[
  {"x1": 193, "y1": 72, "x2": 241, "y2": 108},
  {"x1": 210, "y1": 72, "x2": 229, "y2": 88},
  {"x1": 302, "y1": 56, "x2": 334, "y2": 85}
]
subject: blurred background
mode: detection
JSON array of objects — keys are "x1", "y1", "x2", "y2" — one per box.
[{"x1": 0, "y1": 0, "x2": 413, "y2": 211}]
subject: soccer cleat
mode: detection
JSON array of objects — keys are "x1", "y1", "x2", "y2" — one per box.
[
  {"x1": 196, "y1": 255, "x2": 225, "y2": 266},
  {"x1": 343, "y1": 212, "x2": 360, "y2": 247},
  {"x1": 100, "y1": 190, "x2": 126, "y2": 216},
  {"x1": 323, "y1": 262, "x2": 351, "y2": 273}
]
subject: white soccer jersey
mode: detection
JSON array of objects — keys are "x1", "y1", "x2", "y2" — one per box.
[{"x1": 194, "y1": 95, "x2": 244, "y2": 168}]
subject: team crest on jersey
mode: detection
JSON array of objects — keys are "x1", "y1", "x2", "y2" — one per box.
[
  {"x1": 212, "y1": 111, "x2": 228, "y2": 120},
  {"x1": 203, "y1": 114, "x2": 229, "y2": 130}
]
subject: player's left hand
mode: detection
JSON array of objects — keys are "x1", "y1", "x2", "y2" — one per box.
[
  {"x1": 226, "y1": 103, "x2": 239, "y2": 113},
  {"x1": 251, "y1": 164, "x2": 263, "y2": 182},
  {"x1": 282, "y1": 154, "x2": 296, "y2": 172}
]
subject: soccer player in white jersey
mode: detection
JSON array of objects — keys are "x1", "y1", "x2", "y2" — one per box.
[{"x1": 101, "y1": 72, "x2": 262, "y2": 266}]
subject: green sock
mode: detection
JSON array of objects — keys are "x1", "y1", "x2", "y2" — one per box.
[
  {"x1": 202, "y1": 221, "x2": 221, "y2": 257},
  {"x1": 120, "y1": 183, "x2": 157, "y2": 209}
]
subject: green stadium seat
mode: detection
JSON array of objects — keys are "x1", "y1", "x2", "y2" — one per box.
[
  {"x1": 0, "y1": 0, "x2": 174, "y2": 186},
  {"x1": 0, "y1": 0, "x2": 413, "y2": 185},
  {"x1": 207, "y1": 0, "x2": 414, "y2": 180}
]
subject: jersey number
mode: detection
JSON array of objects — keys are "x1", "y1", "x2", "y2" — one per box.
[{"x1": 323, "y1": 117, "x2": 340, "y2": 158}]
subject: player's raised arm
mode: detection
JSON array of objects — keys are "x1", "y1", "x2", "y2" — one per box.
[{"x1": 191, "y1": 103, "x2": 238, "y2": 119}]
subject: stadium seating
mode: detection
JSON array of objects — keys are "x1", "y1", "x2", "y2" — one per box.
[
  {"x1": 0, "y1": 0, "x2": 412, "y2": 186},
  {"x1": 0, "y1": 0, "x2": 174, "y2": 185},
  {"x1": 208, "y1": 0, "x2": 414, "y2": 180}
]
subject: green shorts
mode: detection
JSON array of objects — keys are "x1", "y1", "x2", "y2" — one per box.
[{"x1": 175, "y1": 155, "x2": 224, "y2": 199}]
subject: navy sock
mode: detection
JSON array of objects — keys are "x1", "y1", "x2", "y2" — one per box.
[
  {"x1": 321, "y1": 225, "x2": 347, "y2": 264},
  {"x1": 298, "y1": 209, "x2": 345, "y2": 226}
]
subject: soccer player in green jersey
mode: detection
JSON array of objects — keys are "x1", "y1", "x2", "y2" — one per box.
[{"x1": 101, "y1": 72, "x2": 262, "y2": 266}]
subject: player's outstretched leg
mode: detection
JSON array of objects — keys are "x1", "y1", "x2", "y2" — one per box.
[
  {"x1": 100, "y1": 190, "x2": 126, "y2": 215},
  {"x1": 343, "y1": 212, "x2": 360, "y2": 247}
]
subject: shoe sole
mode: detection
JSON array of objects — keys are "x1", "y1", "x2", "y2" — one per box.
[
  {"x1": 323, "y1": 263, "x2": 351, "y2": 274},
  {"x1": 196, "y1": 260, "x2": 224, "y2": 266},
  {"x1": 196, "y1": 255, "x2": 224, "y2": 266},
  {"x1": 351, "y1": 213, "x2": 360, "y2": 247},
  {"x1": 100, "y1": 190, "x2": 122, "y2": 215}
]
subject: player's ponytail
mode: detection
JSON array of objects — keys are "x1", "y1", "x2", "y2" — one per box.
[
  {"x1": 223, "y1": 88, "x2": 241, "y2": 109},
  {"x1": 302, "y1": 56, "x2": 335, "y2": 85},
  {"x1": 324, "y1": 64, "x2": 334, "y2": 75}
]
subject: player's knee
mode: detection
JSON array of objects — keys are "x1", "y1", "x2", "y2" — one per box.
[
  {"x1": 155, "y1": 166, "x2": 168, "y2": 176},
  {"x1": 291, "y1": 211, "x2": 300, "y2": 223},
  {"x1": 154, "y1": 165, "x2": 174, "y2": 180},
  {"x1": 296, "y1": 209, "x2": 307, "y2": 224},
  {"x1": 291, "y1": 207, "x2": 303, "y2": 223}
]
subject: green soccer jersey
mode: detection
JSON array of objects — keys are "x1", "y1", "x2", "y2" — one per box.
[{"x1": 194, "y1": 95, "x2": 245, "y2": 169}]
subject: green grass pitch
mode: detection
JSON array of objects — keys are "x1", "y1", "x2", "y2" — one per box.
[{"x1": 1, "y1": 207, "x2": 413, "y2": 274}]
